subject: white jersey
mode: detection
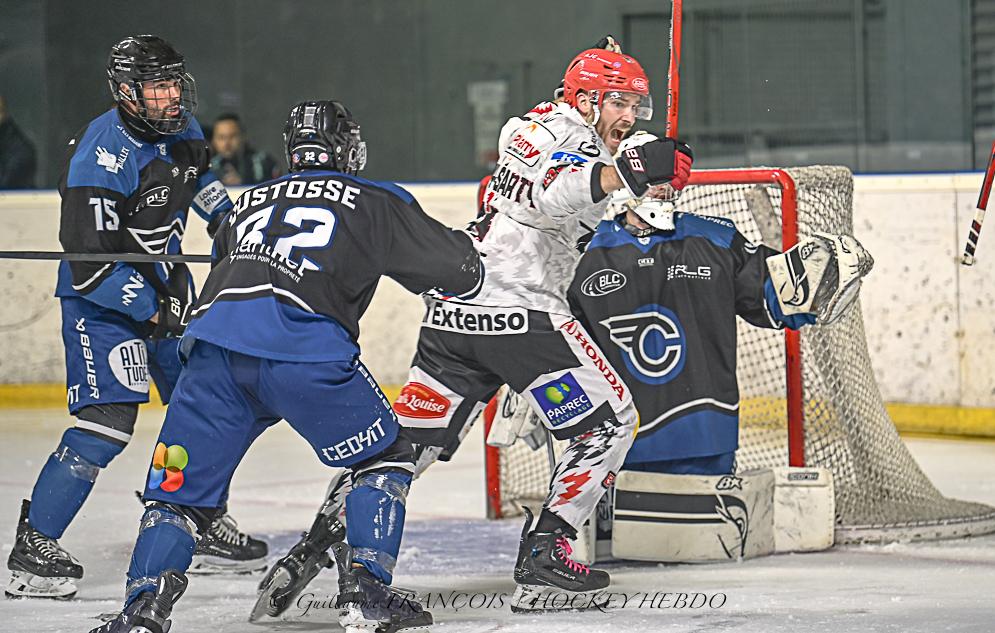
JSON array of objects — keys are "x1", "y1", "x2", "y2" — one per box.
[{"x1": 470, "y1": 103, "x2": 613, "y2": 315}]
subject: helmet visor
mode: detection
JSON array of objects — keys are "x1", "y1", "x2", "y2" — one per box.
[{"x1": 600, "y1": 90, "x2": 653, "y2": 121}]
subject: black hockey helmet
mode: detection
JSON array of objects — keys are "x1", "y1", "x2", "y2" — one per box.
[
  {"x1": 106, "y1": 35, "x2": 197, "y2": 135},
  {"x1": 283, "y1": 101, "x2": 367, "y2": 174}
]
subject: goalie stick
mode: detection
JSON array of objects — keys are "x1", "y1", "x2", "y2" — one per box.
[
  {"x1": 0, "y1": 251, "x2": 211, "y2": 264},
  {"x1": 962, "y1": 139, "x2": 995, "y2": 266}
]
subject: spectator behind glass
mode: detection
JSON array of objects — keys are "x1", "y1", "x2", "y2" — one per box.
[
  {"x1": 209, "y1": 113, "x2": 281, "y2": 186},
  {"x1": 0, "y1": 95, "x2": 37, "y2": 189}
]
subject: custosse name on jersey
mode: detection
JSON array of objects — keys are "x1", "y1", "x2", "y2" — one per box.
[
  {"x1": 54, "y1": 109, "x2": 232, "y2": 320},
  {"x1": 184, "y1": 171, "x2": 482, "y2": 362},
  {"x1": 567, "y1": 214, "x2": 815, "y2": 465}
]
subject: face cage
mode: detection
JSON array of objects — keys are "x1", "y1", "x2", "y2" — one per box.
[
  {"x1": 118, "y1": 72, "x2": 197, "y2": 135},
  {"x1": 347, "y1": 140, "x2": 368, "y2": 174},
  {"x1": 593, "y1": 90, "x2": 654, "y2": 121}
]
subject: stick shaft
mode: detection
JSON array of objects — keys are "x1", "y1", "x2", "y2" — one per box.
[
  {"x1": 962, "y1": 139, "x2": 995, "y2": 265},
  {"x1": 0, "y1": 251, "x2": 212, "y2": 264},
  {"x1": 666, "y1": 0, "x2": 683, "y2": 138}
]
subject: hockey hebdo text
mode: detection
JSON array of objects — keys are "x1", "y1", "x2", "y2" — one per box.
[{"x1": 294, "y1": 589, "x2": 728, "y2": 616}]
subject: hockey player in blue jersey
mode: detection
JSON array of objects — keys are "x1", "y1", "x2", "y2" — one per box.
[
  {"x1": 568, "y1": 132, "x2": 874, "y2": 478},
  {"x1": 5, "y1": 35, "x2": 268, "y2": 600},
  {"x1": 87, "y1": 100, "x2": 482, "y2": 633}
]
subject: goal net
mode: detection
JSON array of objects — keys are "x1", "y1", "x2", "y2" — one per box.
[{"x1": 484, "y1": 166, "x2": 995, "y2": 544}]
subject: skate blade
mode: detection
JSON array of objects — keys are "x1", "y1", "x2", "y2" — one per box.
[
  {"x1": 248, "y1": 566, "x2": 292, "y2": 622},
  {"x1": 339, "y1": 604, "x2": 433, "y2": 633},
  {"x1": 189, "y1": 554, "x2": 267, "y2": 575},
  {"x1": 5, "y1": 571, "x2": 77, "y2": 600},
  {"x1": 510, "y1": 584, "x2": 611, "y2": 614}
]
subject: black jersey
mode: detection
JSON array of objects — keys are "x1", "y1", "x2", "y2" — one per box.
[
  {"x1": 184, "y1": 170, "x2": 483, "y2": 362},
  {"x1": 54, "y1": 108, "x2": 232, "y2": 322},
  {"x1": 567, "y1": 215, "x2": 815, "y2": 464}
]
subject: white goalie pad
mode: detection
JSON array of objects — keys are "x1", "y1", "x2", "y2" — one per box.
[
  {"x1": 485, "y1": 385, "x2": 545, "y2": 450},
  {"x1": 766, "y1": 232, "x2": 874, "y2": 325},
  {"x1": 772, "y1": 467, "x2": 835, "y2": 553},
  {"x1": 611, "y1": 470, "x2": 775, "y2": 562}
]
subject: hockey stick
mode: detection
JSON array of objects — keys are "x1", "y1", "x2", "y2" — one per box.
[
  {"x1": 0, "y1": 251, "x2": 211, "y2": 264},
  {"x1": 665, "y1": 0, "x2": 683, "y2": 138},
  {"x1": 961, "y1": 139, "x2": 995, "y2": 266}
]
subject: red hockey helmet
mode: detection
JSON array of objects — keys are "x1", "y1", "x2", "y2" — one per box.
[{"x1": 562, "y1": 48, "x2": 653, "y2": 120}]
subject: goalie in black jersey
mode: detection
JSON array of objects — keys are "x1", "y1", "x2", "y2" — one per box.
[{"x1": 88, "y1": 101, "x2": 481, "y2": 633}]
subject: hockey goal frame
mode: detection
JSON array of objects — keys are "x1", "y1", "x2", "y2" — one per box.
[{"x1": 483, "y1": 167, "x2": 805, "y2": 520}]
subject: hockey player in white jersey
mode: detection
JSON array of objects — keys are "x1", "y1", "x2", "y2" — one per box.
[
  {"x1": 395, "y1": 47, "x2": 691, "y2": 608},
  {"x1": 253, "y1": 41, "x2": 693, "y2": 617}
]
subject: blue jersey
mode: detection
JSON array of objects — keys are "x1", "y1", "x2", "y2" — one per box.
[
  {"x1": 54, "y1": 109, "x2": 233, "y2": 321},
  {"x1": 568, "y1": 215, "x2": 815, "y2": 464},
  {"x1": 184, "y1": 170, "x2": 482, "y2": 362}
]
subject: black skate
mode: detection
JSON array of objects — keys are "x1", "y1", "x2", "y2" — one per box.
[
  {"x1": 332, "y1": 542, "x2": 432, "y2": 633},
  {"x1": 189, "y1": 511, "x2": 268, "y2": 574},
  {"x1": 6, "y1": 499, "x2": 83, "y2": 600},
  {"x1": 88, "y1": 570, "x2": 187, "y2": 633},
  {"x1": 249, "y1": 510, "x2": 345, "y2": 621},
  {"x1": 511, "y1": 507, "x2": 611, "y2": 614}
]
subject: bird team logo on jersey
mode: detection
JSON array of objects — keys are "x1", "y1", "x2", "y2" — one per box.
[
  {"x1": 530, "y1": 372, "x2": 592, "y2": 427},
  {"x1": 394, "y1": 382, "x2": 451, "y2": 419},
  {"x1": 147, "y1": 442, "x2": 189, "y2": 493},
  {"x1": 601, "y1": 304, "x2": 686, "y2": 385},
  {"x1": 127, "y1": 218, "x2": 186, "y2": 254}
]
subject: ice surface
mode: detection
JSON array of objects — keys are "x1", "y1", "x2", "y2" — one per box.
[{"x1": 0, "y1": 407, "x2": 993, "y2": 632}]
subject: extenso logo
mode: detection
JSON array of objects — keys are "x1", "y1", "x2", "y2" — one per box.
[{"x1": 147, "y1": 442, "x2": 189, "y2": 493}]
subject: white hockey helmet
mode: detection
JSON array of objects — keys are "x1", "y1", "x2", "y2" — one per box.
[{"x1": 608, "y1": 131, "x2": 679, "y2": 233}]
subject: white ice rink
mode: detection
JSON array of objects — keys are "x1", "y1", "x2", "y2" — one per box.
[{"x1": 1, "y1": 407, "x2": 994, "y2": 633}]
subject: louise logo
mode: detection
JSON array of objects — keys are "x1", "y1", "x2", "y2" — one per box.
[
  {"x1": 147, "y1": 442, "x2": 189, "y2": 493},
  {"x1": 394, "y1": 382, "x2": 451, "y2": 419},
  {"x1": 530, "y1": 372, "x2": 592, "y2": 427}
]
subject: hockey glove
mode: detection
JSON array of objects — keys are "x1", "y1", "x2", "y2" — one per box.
[
  {"x1": 615, "y1": 137, "x2": 694, "y2": 197},
  {"x1": 151, "y1": 294, "x2": 192, "y2": 339},
  {"x1": 766, "y1": 232, "x2": 874, "y2": 325},
  {"x1": 206, "y1": 211, "x2": 226, "y2": 239}
]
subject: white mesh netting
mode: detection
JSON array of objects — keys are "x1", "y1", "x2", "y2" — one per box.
[{"x1": 490, "y1": 166, "x2": 995, "y2": 543}]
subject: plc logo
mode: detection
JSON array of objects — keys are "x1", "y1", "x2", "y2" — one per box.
[
  {"x1": 529, "y1": 372, "x2": 592, "y2": 427},
  {"x1": 600, "y1": 304, "x2": 686, "y2": 385},
  {"x1": 147, "y1": 442, "x2": 188, "y2": 493}
]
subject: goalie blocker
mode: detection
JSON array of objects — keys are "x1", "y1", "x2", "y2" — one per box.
[{"x1": 571, "y1": 467, "x2": 835, "y2": 564}]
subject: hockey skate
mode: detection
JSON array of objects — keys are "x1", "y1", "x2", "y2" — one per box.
[
  {"x1": 332, "y1": 542, "x2": 432, "y2": 633},
  {"x1": 511, "y1": 507, "x2": 611, "y2": 614},
  {"x1": 249, "y1": 509, "x2": 345, "y2": 621},
  {"x1": 88, "y1": 570, "x2": 187, "y2": 633},
  {"x1": 188, "y1": 510, "x2": 268, "y2": 574},
  {"x1": 6, "y1": 499, "x2": 83, "y2": 600}
]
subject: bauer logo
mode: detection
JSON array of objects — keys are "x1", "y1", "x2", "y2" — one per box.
[
  {"x1": 530, "y1": 372, "x2": 592, "y2": 427},
  {"x1": 580, "y1": 268, "x2": 627, "y2": 297},
  {"x1": 424, "y1": 302, "x2": 528, "y2": 335},
  {"x1": 109, "y1": 339, "x2": 149, "y2": 393},
  {"x1": 394, "y1": 382, "x2": 451, "y2": 419}
]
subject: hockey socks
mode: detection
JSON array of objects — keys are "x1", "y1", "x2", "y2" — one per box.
[
  {"x1": 28, "y1": 428, "x2": 122, "y2": 539},
  {"x1": 344, "y1": 470, "x2": 411, "y2": 584},
  {"x1": 126, "y1": 506, "x2": 196, "y2": 605}
]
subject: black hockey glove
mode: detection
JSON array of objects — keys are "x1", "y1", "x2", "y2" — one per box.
[
  {"x1": 206, "y1": 211, "x2": 226, "y2": 239},
  {"x1": 151, "y1": 294, "x2": 192, "y2": 339},
  {"x1": 614, "y1": 138, "x2": 694, "y2": 197}
]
